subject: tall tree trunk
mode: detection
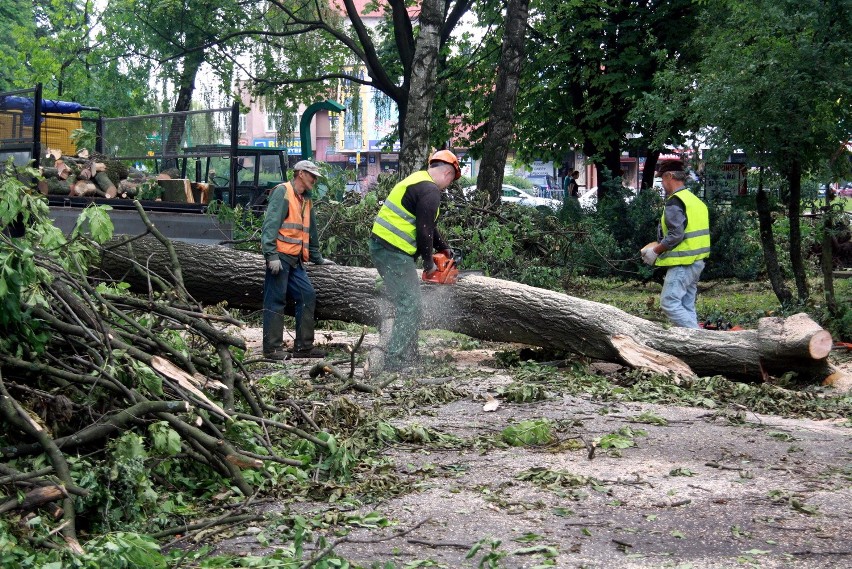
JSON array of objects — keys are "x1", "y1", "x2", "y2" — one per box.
[
  {"x1": 163, "y1": 46, "x2": 205, "y2": 170},
  {"x1": 594, "y1": 145, "x2": 623, "y2": 202},
  {"x1": 398, "y1": 0, "x2": 443, "y2": 177},
  {"x1": 755, "y1": 168, "x2": 792, "y2": 306},
  {"x1": 785, "y1": 159, "x2": 808, "y2": 302},
  {"x1": 820, "y1": 186, "x2": 837, "y2": 316},
  {"x1": 641, "y1": 150, "x2": 660, "y2": 191},
  {"x1": 476, "y1": 0, "x2": 529, "y2": 204}
]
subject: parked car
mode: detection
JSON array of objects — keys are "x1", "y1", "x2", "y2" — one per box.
[
  {"x1": 577, "y1": 186, "x2": 640, "y2": 210},
  {"x1": 462, "y1": 184, "x2": 561, "y2": 209},
  {"x1": 838, "y1": 182, "x2": 852, "y2": 197}
]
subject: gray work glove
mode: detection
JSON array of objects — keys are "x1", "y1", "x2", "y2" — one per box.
[
  {"x1": 423, "y1": 259, "x2": 437, "y2": 276},
  {"x1": 267, "y1": 258, "x2": 282, "y2": 275},
  {"x1": 640, "y1": 247, "x2": 658, "y2": 266},
  {"x1": 316, "y1": 258, "x2": 336, "y2": 266}
]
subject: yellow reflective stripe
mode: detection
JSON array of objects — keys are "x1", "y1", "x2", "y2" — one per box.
[
  {"x1": 277, "y1": 235, "x2": 303, "y2": 245},
  {"x1": 374, "y1": 217, "x2": 417, "y2": 247},
  {"x1": 383, "y1": 200, "x2": 416, "y2": 223},
  {"x1": 661, "y1": 246, "x2": 711, "y2": 258},
  {"x1": 281, "y1": 222, "x2": 306, "y2": 230},
  {"x1": 684, "y1": 228, "x2": 710, "y2": 238}
]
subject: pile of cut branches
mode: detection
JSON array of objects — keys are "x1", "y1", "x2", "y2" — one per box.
[{"x1": 0, "y1": 162, "x2": 328, "y2": 553}]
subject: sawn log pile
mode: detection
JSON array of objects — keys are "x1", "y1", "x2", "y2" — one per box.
[{"x1": 38, "y1": 148, "x2": 210, "y2": 203}]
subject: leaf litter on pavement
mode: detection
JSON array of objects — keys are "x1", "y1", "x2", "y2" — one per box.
[{"x1": 213, "y1": 328, "x2": 852, "y2": 568}]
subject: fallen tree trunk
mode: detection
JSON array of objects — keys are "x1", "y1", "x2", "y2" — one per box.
[{"x1": 96, "y1": 236, "x2": 838, "y2": 382}]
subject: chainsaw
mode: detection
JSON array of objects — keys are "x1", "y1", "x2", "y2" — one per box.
[{"x1": 421, "y1": 252, "x2": 459, "y2": 284}]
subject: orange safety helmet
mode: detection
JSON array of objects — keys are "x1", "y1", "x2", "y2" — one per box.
[{"x1": 429, "y1": 149, "x2": 461, "y2": 180}]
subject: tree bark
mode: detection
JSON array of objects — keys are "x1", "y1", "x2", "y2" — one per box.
[
  {"x1": 755, "y1": 170, "x2": 792, "y2": 306},
  {"x1": 476, "y1": 0, "x2": 529, "y2": 204},
  {"x1": 398, "y1": 0, "x2": 443, "y2": 176},
  {"x1": 0, "y1": 486, "x2": 66, "y2": 515},
  {"x1": 641, "y1": 150, "x2": 660, "y2": 191},
  {"x1": 785, "y1": 159, "x2": 809, "y2": 302},
  {"x1": 95, "y1": 237, "x2": 838, "y2": 383},
  {"x1": 163, "y1": 41, "x2": 205, "y2": 170},
  {"x1": 820, "y1": 189, "x2": 838, "y2": 316}
]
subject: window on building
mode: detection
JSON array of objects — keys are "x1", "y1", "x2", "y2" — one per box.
[
  {"x1": 266, "y1": 113, "x2": 283, "y2": 133},
  {"x1": 343, "y1": 108, "x2": 362, "y2": 149},
  {"x1": 238, "y1": 114, "x2": 246, "y2": 133}
]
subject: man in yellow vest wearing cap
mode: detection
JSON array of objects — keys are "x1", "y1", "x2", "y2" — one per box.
[
  {"x1": 640, "y1": 159, "x2": 711, "y2": 328},
  {"x1": 261, "y1": 160, "x2": 336, "y2": 360},
  {"x1": 370, "y1": 150, "x2": 461, "y2": 371}
]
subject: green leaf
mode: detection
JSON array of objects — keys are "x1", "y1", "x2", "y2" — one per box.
[
  {"x1": 511, "y1": 545, "x2": 558, "y2": 557},
  {"x1": 501, "y1": 419, "x2": 553, "y2": 446},
  {"x1": 87, "y1": 205, "x2": 115, "y2": 243},
  {"x1": 513, "y1": 533, "x2": 543, "y2": 543},
  {"x1": 150, "y1": 421, "x2": 182, "y2": 456},
  {"x1": 135, "y1": 361, "x2": 164, "y2": 396}
]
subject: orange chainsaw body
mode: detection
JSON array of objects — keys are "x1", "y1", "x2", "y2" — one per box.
[{"x1": 421, "y1": 252, "x2": 459, "y2": 284}]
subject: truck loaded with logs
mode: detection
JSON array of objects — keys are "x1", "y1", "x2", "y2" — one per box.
[{"x1": 0, "y1": 83, "x2": 291, "y2": 244}]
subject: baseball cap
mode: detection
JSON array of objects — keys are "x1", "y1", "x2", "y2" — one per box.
[
  {"x1": 293, "y1": 160, "x2": 322, "y2": 177},
  {"x1": 656, "y1": 160, "x2": 685, "y2": 175}
]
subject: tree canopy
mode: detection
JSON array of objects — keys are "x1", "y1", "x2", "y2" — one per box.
[{"x1": 512, "y1": 0, "x2": 697, "y2": 199}]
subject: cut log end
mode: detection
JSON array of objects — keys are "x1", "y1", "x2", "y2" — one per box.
[
  {"x1": 758, "y1": 313, "x2": 834, "y2": 361},
  {"x1": 808, "y1": 330, "x2": 833, "y2": 360}
]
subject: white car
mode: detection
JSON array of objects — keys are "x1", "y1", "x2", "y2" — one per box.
[
  {"x1": 577, "y1": 186, "x2": 647, "y2": 209},
  {"x1": 463, "y1": 184, "x2": 561, "y2": 209}
]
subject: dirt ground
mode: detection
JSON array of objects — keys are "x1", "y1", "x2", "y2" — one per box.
[{"x1": 219, "y1": 328, "x2": 852, "y2": 569}]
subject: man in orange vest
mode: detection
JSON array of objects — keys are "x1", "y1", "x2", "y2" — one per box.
[{"x1": 261, "y1": 160, "x2": 336, "y2": 360}]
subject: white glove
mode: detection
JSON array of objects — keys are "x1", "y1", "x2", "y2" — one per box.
[
  {"x1": 640, "y1": 247, "x2": 658, "y2": 266},
  {"x1": 267, "y1": 258, "x2": 282, "y2": 275}
]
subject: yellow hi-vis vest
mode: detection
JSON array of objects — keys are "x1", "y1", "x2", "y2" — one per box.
[
  {"x1": 275, "y1": 182, "x2": 311, "y2": 262},
  {"x1": 371, "y1": 171, "x2": 437, "y2": 255},
  {"x1": 656, "y1": 189, "x2": 710, "y2": 267}
]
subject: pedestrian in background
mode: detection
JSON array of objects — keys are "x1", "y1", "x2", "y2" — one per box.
[
  {"x1": 369, "y1": 150, "x2": 460, "y2": 371},
  {"x1": 261, "y1": 160, "x2": 336, "y2": 359},
  {"x1": 562, "y1": 168, "x2": 573, "y2": 198},
  {"x1": 569, "y1": 170, "x2": 580, "y2": 198},
  {"x1": 640, "y1": 160, "x2": 710, "y2": 328}
]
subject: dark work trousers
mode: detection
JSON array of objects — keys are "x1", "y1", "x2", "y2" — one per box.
[
  {"x1": 369, "y1": 239, "x2": 422, "y2": 368},
  {"x1": 262, "y1": 258, "x2": 317, "y2": 354}
]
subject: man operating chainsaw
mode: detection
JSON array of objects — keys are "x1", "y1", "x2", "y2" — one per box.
[{"x1": 369, "y1": 150, "x2": 460, "y2": 371}]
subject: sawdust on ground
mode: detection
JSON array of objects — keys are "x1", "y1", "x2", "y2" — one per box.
[{"x1": 219, "y1": 327, "x2": 852, "y2": 569}]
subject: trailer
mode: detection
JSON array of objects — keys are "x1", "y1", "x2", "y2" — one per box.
[{"x1": 1, "y1": 84, "x2": 289, "y2": 245}]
